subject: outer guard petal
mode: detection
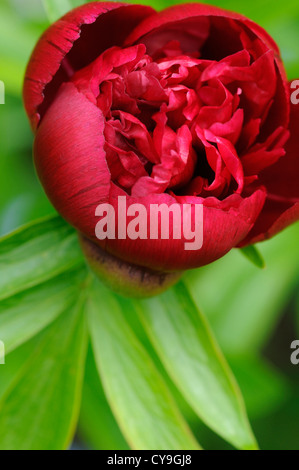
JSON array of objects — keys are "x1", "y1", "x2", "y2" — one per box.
[
  {"x1": 23, "y1": 2, "x2": 155, "y2": 131},
  {"x1": 34, "y1": 82, "x2": 111, "y2": 236},
  {"x1": 100, "y1": 185, "x2": 266, "y2": 271}
]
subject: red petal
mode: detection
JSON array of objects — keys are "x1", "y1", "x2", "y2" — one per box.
[
  {"x1": 126, "y1": 3, "x2": 279, "y2": 56},
  {"x1": 240, "y1": 97, "x2": 299, "y2": 245},
  {"x1": 92, "y1": 185, "x2": 266, "y2": 271},
  {"x1": 34, "y1": 82, "x2": 111, "y2": 237},
  {"x1": 23, "y1": 2, "x2": 155, "y2": 131}
]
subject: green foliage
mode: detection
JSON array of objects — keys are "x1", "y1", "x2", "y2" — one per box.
[
  {"x1": 78, "y1": 347, "x2": 130, "y2": 450},
  {"x1": 0, "y1": 216, "x2": 83, "y2": 301},
  {"x1": 185, "y1": 224, "x2": 299, "y2": 356},
  {"x1": 137, "y1": 282, "x2": 257, "y2": 449},
  {"x1": 0, "y1": 268, "x2": 86, "y2": 354},
  {"x1": 42, "y1": 0, "x2": 73, "y2": 21},
  {"x1": 240, "y1": 246, "x2": 265, "y2": 269},
  {"x1": 0, "y1": 216, "x2": 258, "y2": 450},
  {"x1": 88, "y1": 277, "x2": 201, "y2": 450},
  {"x1": 0, "y1": 302, "x2": 88, "y2": 450}
]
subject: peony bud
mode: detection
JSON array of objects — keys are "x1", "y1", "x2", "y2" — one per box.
[{"x1": 23, "y1": 3, "x2": 299, "y2": 295}]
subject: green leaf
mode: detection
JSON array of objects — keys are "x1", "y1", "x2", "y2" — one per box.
[
  {"x1": 137, "y1": 281, "x2": 257, "y2": 450},
  {"x1": 0, "y1": 294, "x2": 88, "y2": 450},
  {"x1": 42, "y1": 0, "x2": 73, "y2": 22},
  {"x1": 228, "y1": 355, "x2": 290, "y2": 420},
  {"x1": 185, "y1": 223, "x2": 299, "y2": 356},
  {"x1": 240, "y1": 245, "x2": 265, "y2": 269},
  {"x1": 78, "y1": 346, "x2": 129, "y2": 450},
  {"x1": 0, "y1": 338, "x2": 40, "y2": 403},
  {"x1": 0, "y1": 267, "x2": 87, "y2": 355},
  {"x1": 88, "y1": 276, "x2": 200, "y2": 451},
  {"x1": 0, "y1": 215, "x2": 83, "y2": 301}
]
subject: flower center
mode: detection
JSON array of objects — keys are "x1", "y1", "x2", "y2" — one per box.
[{"x1": 72, "y1": 38, "x2": 288, "y2": 201}]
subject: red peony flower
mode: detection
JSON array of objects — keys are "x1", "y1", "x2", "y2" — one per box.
[{"x1": 23, "y1": 2, "x2": 299, "y2": 274}]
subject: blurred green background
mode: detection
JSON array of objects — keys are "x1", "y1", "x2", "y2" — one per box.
[{"x1": 0, "y1": 0, "x2": 299, "y2": 450}]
